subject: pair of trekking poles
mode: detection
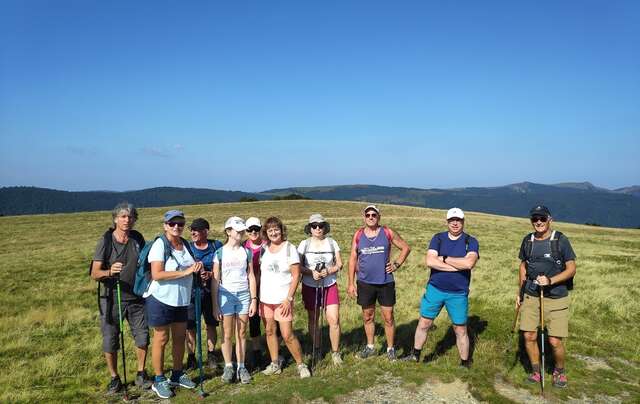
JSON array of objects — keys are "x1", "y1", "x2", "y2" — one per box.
[
  {"x1": 513, "y1": 285, "x2": 546, "y2": 396},
  {"x1": 311, "y1": 262, "x2": 327, "y2": 371},
  {"x1": 113, "y1": 274, "x2": 207, "y2": 401}
]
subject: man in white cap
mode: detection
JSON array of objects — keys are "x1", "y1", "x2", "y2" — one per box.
[
  {"x1": 347, "y1": 204, "x2": 411, "y2": 360},
  {"x1": 402, "y1": 207, "x2": 479, "y2": 368}
]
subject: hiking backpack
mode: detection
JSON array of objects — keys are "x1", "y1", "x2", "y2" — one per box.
[
  {"x1": 353, "y1": 226, "x2": 393, "y2": 255},
  {"x1": 434, "y1": 232, "x2": 470, "y2": 254},
  {"x1": 88, "y1": 229, "x2": 145, "y2": 315},
  {"x1": 133, "y1": 235, "x2": 194, "y2": 297},
  {"x1": 521, "y1": 230, "x2": 573, "y2": 290}
]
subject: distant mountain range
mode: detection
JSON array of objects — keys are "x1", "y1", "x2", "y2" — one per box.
[{"x1": 1, "y1": 182, "x2": 639, "y2": 228}]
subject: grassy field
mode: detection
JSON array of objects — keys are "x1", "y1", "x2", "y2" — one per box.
[{"x1": 0, "y1": 200, "x2": 638, "y2": 403}]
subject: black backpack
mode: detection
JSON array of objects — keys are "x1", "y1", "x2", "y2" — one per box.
[
  {"x1": 89, "y1": 229, "x2": 145, "y2": 319},
  {"x1": 521, "y1": 230, "x2": 573, "y2": 290}
]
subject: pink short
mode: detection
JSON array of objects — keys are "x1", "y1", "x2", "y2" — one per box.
[
  {"x1": 259, "y1": 301, "x2": 293, "y2": 322},
  {"x1": 301, "y1": 283, "x2": 340, "y2": 311}
]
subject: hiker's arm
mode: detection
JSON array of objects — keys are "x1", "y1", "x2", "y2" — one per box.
[
  {"x1": 445, "y1": 252, "x2": 479, "y2": 271},
  {"x1": 516, "y1": 261, "x2": 527, "y2": 308},
  {"x1": 248, "y1": 261, "x2": 257, "y2": 316},
  {"x1": 329, "y1": 250, "x2": 343, "y2": 275},
  {"x1": 536, "y1": 260, "x2": 576, "y2": 286},
  {"x1": 211, "y1": 261, "x2": 221, "y2": 318},
  {"x1": 425, "y1": 249, "x2": 458, "y2": 272},
  {"x1": 386, "y1": 229, "x2": 410, "y2": 273},
  {"x1": 150, "y1": 260, "x2": 202, "y2": 281},
  {"x1": 279, "y1": 263, "x2": 300, "y2": 317},
  {"x1": 347, "y1": 233, "x2": 359, "y2": 297},
  {"x1": 91, "y1": 261, "x2": 115, "y2": 280}
]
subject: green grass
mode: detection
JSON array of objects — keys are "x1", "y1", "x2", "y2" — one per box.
[{"x1": 0, "y1": 200, "x2": 638, "y2": 402}]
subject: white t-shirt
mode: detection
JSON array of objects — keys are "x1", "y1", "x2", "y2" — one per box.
[
  {"x1": 213, "y1": 245, "x2": 250, "y2": 293},
  {"x1": 259, "y1": 241, "x2": 300, "y2": 304},
  {"x1": 144, "y1": 238, "x2": 195, "y2": 307},
  {"x1": 298, "y1": 237, "x2": 340, "y2": 288}
]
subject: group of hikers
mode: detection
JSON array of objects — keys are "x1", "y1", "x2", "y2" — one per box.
[{"x1": 91, "y1": 202, "x2": 576, "y2": 399}]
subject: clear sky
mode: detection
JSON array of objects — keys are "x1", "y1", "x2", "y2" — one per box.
[{"x1": 1, "y1": 1, "x2": 638, "y2": 192}]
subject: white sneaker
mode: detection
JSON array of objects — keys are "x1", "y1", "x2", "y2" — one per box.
[
  {"x1": 298, "y1": 363, "x2": 311, "y2": 379},
  {"x1": 331, "y1": 351, "x2": 343, "y2": 366},
  {"x1": 262, "y1": 362, "x2": 282, "y2": 376}
]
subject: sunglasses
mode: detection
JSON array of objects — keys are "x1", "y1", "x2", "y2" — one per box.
[
  {"x1": 365, "y1": 213, "x2": 378, "y2": 218},
  {"x1": 247, "y1": 226, "x2": 261, "y2": 233},
  {"x1": 166, "y1": 221, "x2": 185, "y2": 228},
  {"x1": 531, "y1": 216, "x2": 548, "y2": 223},
  {"x1": 310, "y1": 223, "x2": 325, "y2": 229}
]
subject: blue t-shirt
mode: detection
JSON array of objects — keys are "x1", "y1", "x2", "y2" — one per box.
[
  {"x1": 189, "y1": 240, "x2": 222, "y2": 294},
  {"x1": 427, "y1": 232, "x2": 479, "y2": 294}
]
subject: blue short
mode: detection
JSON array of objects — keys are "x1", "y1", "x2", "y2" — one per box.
[
  {"x1": 420, "y1": 283, "x2": 468, "y2": 325},
  {"x1": 145, "y1": 294, "x2": 188, "y2": 327},
  {"x1": 219, "y1": 288, "x2": 251, "y2": 316}
]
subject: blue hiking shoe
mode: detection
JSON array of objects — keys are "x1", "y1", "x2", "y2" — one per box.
[
  {"x1": 152, "y1": 379, "x2": 173, "y2": 399},
  {"x1": 170, "y1": 371, "x2": 196, "y2": 389}
]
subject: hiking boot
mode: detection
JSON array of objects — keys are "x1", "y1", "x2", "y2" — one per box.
[
  {"x1": 169, "y1": 372, "x2": 196, "y2": 389},
  {"x1": 185, "y1": 353, "x2": 197, "y2": 370},
  {"x1": 106, "y1": 376, "x2": 122, "y2": 395},
  {"x1": 552, "y1": 370, "x2": 568, "y2": 388},
  {"x1": 152, "y1": 379, "x2": 173, "y2": 399},
  {"x1": 387, "y1": 347, "x2": 397, "y2": 361},
  {"x1": 401, "y1": 352, "x2": 419, "y2": 362},
  {"x1": 331, "y1": 351, "x2": 343, "y2": 366},
  {"x1": 237, "y1": 366, "x2": 252, "y2": 384},
  {"x1": 526, "y1": 371, "x2": 542, "y2": 384},
  {"x1": 262, "y1": 362, "x2": 282, "y2": 376},
  {"x1": 221, "y1": 365, "x2": 235, "y2": 383},
  {"x1": 298, "y1": 363, "x2": 311, "y2": 379},
  {"x1": 460, "y1": 359, "x2": 472, "y2": 369},
  {"x1": 135, "y1": 370, "x2": 152, "y2": 390},
  {"x1": 357, "y1": 346, "x2": 376, "y2": 359},
  {"x1": 206, "y1": 351, "x2": 217, "y2": 369}
]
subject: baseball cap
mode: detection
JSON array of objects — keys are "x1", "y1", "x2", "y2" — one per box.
[
  {"x1": 189, "y1": 218, "x2": 209, "y2": 231},
  {"x1": 363, "y1": 204, "x2": 380, "y2": 215},
  {"x1": 245, "y1": 217, "x2": 261, "y2": 228},
  {"x1": 224, "y1": 216, "x2": 247, "y2": 231},
  {"x1": 446, "y1": 207, "x2": 465, "y2": 220},
  {"x1": 164, "y1": 209, "x2": 185, "y2": 222},
  {"x1": 529, "y1": 205, "x2": 551, "y2": 218}
]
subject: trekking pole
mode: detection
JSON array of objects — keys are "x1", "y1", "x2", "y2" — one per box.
[
  {"x1": 115, "y1": 278, "x2": 130, "y2": 401},
  {"x1": 512, "y1": 285, "x2": 524, "y2": 333},
  {"x1": 312, "y1": 277, "x2": 319, "y2": 370},
  {"x1": 194, "y1": 275, "x2": 207, "y2": 398},
  {"x1": 539, "y1": 286, "x2": 545, "y2": 396},
  {"x1": 319, "y1": 263, "x2": 326, "y2": 363}
]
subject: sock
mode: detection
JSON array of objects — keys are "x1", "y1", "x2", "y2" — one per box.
[
  {"x1": 532, "y1": 364, "x2": 540, "y2": 373},
  {"x1": 413, "y1": 348, "x2": 421, "y2": 357},
  {"x1": 238, "y1": 362, "x2": 245, "y2": 369},
  {"x1": 154, "y1": 375, "x2": 166, "y2": 383},
  {"x1": 171, "y1": 369, "x2": 183, "y2": 381},
  {"x1": 367, "y1": 344, "x2": 375, "y2": 349},
  {"x1": 387, "y1": 347, "x2": 394, "y2": 352},
  {"x1": 136, "y1": 370, "x2": 145, "y2": 377},
  {"x1": 554, "y1": 367, "x2": 565, "y2": 374},
  {"x1": 225, "y1": 363, "x2": 233, "y2": 368}
]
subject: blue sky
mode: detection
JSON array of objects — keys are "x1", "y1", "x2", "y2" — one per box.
[{"x1": 1, "y1": 1, "x2": 638, "y2": 192}]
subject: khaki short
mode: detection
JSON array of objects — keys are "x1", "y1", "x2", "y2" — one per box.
[{"x1": 519, "y1": 294, "x2": 569, "y2": 338}]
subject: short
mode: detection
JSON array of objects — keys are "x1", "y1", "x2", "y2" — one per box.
[
  {"x1": 356, "y1": 280, "x2": 396, "y2": 307},
  {"x1": 100, "y1": 297, "x2": 149, "y2": 352},
  {"x1": 249, "y1": 304, "x2": 262, "y2": 338},
  {"x1": 520, "y1": 294, "x2": 569, "y2": 338},
  {"x1": 301, "y1": 283, "x2": 340, "y2": 311},
  {"x1": 419, "y1": 283, "x2": 468, "y2": 325},
  {"x1": 219, "y1": 288, "x2": 251, "y2": 316},
  {"x1": 259, "y1": 302, "x2": 293, "y2": 322},
  {"x1": 187, "y1": 291, "x2": 219, "y2": 329},
  {"x1": 145, "y1": 294, "x2": 188, "y2": 327}
]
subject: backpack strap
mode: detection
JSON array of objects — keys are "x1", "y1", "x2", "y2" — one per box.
[{"x1": 301, "y1": 238, "x2": 311, "y2": 267}]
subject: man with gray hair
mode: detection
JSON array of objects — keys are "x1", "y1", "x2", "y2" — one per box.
[{"x1": 90, "y1": 202, "x2": 151, "y2": 394}]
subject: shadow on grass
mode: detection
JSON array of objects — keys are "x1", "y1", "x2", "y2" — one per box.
[{"x1": 513, "y1": 328, "x2": 556, "y2": 373}]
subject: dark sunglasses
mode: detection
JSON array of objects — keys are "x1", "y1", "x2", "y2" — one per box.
[
  {"x1": 365, "y1": 213, "x2": 378, "y2": 218},
  {"x1": 247, "y1": 226, "x2": 261, "y2": 233},
  {"x1": 167, "y1": 221, "x2": 185, "y2": 228},
  {"x1": 310, "y1": 223, "x2": 325, "y2": 229},
  {"x1": 531, "y1": 216, "x2": 548, "y2": 223}
]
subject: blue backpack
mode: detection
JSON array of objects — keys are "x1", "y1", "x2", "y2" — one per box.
[{"x1": 133, "y1": 235, "x2": 193, "y2": 297}]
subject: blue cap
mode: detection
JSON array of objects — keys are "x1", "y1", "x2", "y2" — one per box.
[{"x1": 163, "y1": 209, "x2": 185, "y2": 222}]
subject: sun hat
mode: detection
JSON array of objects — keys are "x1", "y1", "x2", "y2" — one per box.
[
  {"x1": 224, "y1": 216, "x2": 247, "y2": 231},
  {"x1": 446, "y1": 207, "x2": 465, "y2": 220},
  {"x1": 363, "y1": 205, "x2": 380, "y2": 215},
  {"x1": 304, "y1": 213, "x2": 331, "y2": 235}
]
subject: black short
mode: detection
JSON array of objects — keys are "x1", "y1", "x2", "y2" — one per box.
[
  {"x1": 356, "y1": 280, "x2": 396, "y2": 307},
  {"x1": 186, "y1": 291, "x2": 219, "y2": 329}
]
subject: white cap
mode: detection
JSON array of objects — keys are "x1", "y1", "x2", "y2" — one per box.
[
  {"x1": 224, "y1": 216, "x2": 247, "y2": 231},
  {"x1": 245, "y1": 217, "x2": 261, "y2": 228},
  {"x1": 446, "y1": 207, "x2": 465, "y2": 220},
  {"x1": 363, "y1": 204, "x2": 380, "y2": 214}
]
